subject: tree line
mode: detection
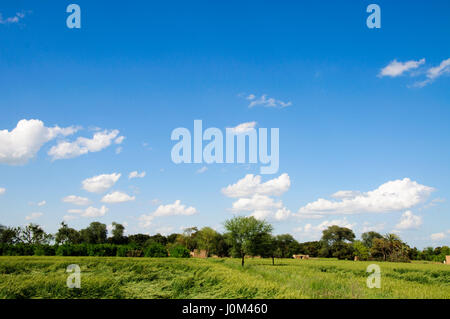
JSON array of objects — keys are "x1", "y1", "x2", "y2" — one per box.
[{"x1": 0, "y1": 217, "x2": 448, "y2": 265}]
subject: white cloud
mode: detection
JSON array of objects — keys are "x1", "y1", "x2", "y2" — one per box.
[
  {"x1": 153, "y1": 200, "x2": 197, "y2": 217},
  {"x1": 294, "y1": 218, "x2": 356, "y2": 240},
  {"x1": 414, "y1": 58, "x2": 450, "y2": 87},
  {"x1": 222, "y1": 173, "x2": 291, "y2": 198},
  {"x1": 129, "y1": 171, "x2": 146, "y2": 179},
  {"x1": 0, "y1": 12, "x2": 26, "y2": 24},
  {"x1": 331, "y1": 190, "x2": 361, "y2": 199},
  {"x1": 82, "y1": 173, "x2": 121, "y2": 193},
  {"x1": 394, "y1": 211, "x2": 422, "y2": 230},
  {"x1": 37, "y1": 200, "x2": 46, "y2": 207},
  {"x1": 427, "y1": 58, "x2": 450, "y2": 80},
  {"x1": 196, "y1": 166, "x2": 208, "y2": 174},
  {"x1": 62, "y1": 195, "x2": 91, "y2": 206},
  {"x1": 139, "y1": 200, "x2": 197, "y2": 227},
  {"x1": 430, "y1": 232, "x2": 446, "y2": 241},
  {"x1": 25, "y1": 212, "x2": 43, "y2": 220},
  {"x1": 228, "y1": 122, "x2": 257, "y2": 134},
  {"x1": 101, "y1": 191, "x2": 135, "y2": 204},
  {"x1": 48, "y1": 129, "x2": 123, "y2": 160},
  {"x1": 115, "y1": 147, "x2": 123, "y2": 154},
  {"x1": 379, "y1": 58, "x2": 425, "y2": 77},
  {"x1": 298, "y1": 178, "x2": 434, "y2": 216},
  {"x1": 232, "y1": 194, "x2": 283, "y2": 212},
  {"x1": 0, "y1": 188, "x2": 5, "y2": 195},
  {"x1": 69, "y1": 205, "x2": 108, "y2": 218},
  {"x1": 246, "y1": 94, "x2": 292, "y2": 108},
  {"x1": 0, "y1": 119, "x2": 78, "y2": 165}
]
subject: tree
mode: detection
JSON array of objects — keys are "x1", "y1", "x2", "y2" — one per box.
[
  {"x1": 353, "y1": 240, "x2": 369, "y2": 260},
  {"x1": 0, "y1": 225, "x2": 20, "y2": 244},
  {"x1": 275, "y1": 234, "x2": 300, "y2": 258},
  {"x1": 320, "y1": 225, "x2": 355, "y2": 260},
  {"x1": 196, "y1": 227, "x2": 220, "y2": 256},
  {"x1": 19, "y1": 224, "x2": 53, "y2": 245},
  {"x1": 224, "y1": 216, "x2": 273, "y2": 267},
  {"x1": 55, "y1": 222, "x2": 81, "y2": 244},
  {"x1": 361, "y1": 231, "x2": 383, "y2": 248},
  {"x1": 128, "y1": 234, "x2": 151, "y2": 247},
  {"x1": 80, "y1": 222, "x2": 107, "y2": 244},
  {"x1": 110, "y1": 222, "x2": 127, "y2": 244}
]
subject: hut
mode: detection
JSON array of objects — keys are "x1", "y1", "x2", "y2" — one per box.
[
  {"x1": 190, "y1": 249, "x2": 208, "y2": 258},
  {"x1": 445, "y1": 255, "x2": 450, "y2": 265},
  {"x1": 293, "y1": 254, "x2": 309, "y2": 260}
]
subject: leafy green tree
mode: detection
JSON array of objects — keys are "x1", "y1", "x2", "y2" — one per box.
[
  {"x1": 19, "y1": 224, "x2": 53, "y2": 245},
  {"x1": 320, "y1": 225, "x2": 355, "y2": 260},
  {"x1": 196, "y1": 227, "x2": 220, "y2": 256},
  {"x1": 109, "y1": 222, "x2": 128, "y2": 244},
  {"x1": 361, "y1": 231, "x2": 383, "y2": 248},
  {"x1": 353, "y1": 240, "x2": 369, "y2": 260},
  {"x1": 0, "y1": 225, "x2": 20, "y2": 244},
  {"x1": 80, "y1": 222, "x2": 107, "y2": 244},
  {"x1": 55, "y1": 222, "x2": 81, "y2": 244},
  {"x1": 275, "y1": 234, "x2": 300, "y2": 258},
  {"x1": 128, "y1": 234, "x2": 151, "y2": 247},
  {"x1": 224, "y1": 216, "x2": 273, "y2": 267}
]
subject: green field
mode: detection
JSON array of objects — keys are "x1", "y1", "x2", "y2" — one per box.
[{"x1": 0, "y1": 256, "x2": 448, "y2": 299}]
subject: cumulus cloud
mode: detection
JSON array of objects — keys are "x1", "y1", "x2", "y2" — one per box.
[
  {"x1": 0, "y1": 12, "x2": 26, "y2": 24},
  {"x1": 379, "y1": 58, "x2": 425, "y2": 77},
  {"x1": 297, "y1": 178, "x2": 434, "y2": 216},
  {"x1": 430, "y1": 232, "x2": 446, "y2": 241},
  {"x1": 128, "y1": 171, "x2": 146, "y2": 179},
  {"x1": 62, "y1": 195, "x2": 91, "y2": 206},
  {"x1": 139, "y1": 200, "x2": 197, "y2": 227},
  {"x1": 101, "y1": 191, "x2": 135, "y2": 204},
  {"x1": 228, "y1": 122, "x2": 257, "y2": 134},
  {"x1": 0, "y1": 188, "x2": 5, "y2": 195},
  {"x1": 82, "y1": 173, "x2": 121, "y2": 193},
  {"x1": 0, "y1": 119, "x2": 78, "y2": 165},
  {"x1": 223, "y1": 173, "x2": 292, "y2": 221},
  {"x1": 246, "y1": 94, "x2": 292, "y2": 108},
  {"x1": 48, "y1": 129, "x2": 124, "y2": 160},
  {"x1": 25, "y1": 212, "x2": 43, "y2": 220},
  {"x1": 68, "y1": 205, "x2": 108, "y2": 218},
  {"x1": 394, "y1": 211, "x2": 422, "y2": 230},
  {"x1": 222, "y1": 173, "x2": 290, "y2": 198}
]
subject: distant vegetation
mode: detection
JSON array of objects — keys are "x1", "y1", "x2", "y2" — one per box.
[{"x1": 0, "y1": 218, "x2": 448, "y2": 263}]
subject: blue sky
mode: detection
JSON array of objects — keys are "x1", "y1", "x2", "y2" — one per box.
[{"x1": 0, "y1": 1, "x2": 449, "y2": 248}]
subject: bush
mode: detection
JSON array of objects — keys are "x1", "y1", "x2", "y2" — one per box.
[
  {"x1": 144, "y1": 242, "x2": 168, "y2": 257},
  {"x1": 169, "y1": 245, "x2": 190, "y2": 258},
  {"x1": 34, "y1": 245, "x2": 56, "y2": 256}
]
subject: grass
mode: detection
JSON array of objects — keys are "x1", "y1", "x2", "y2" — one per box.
[{"x1": 0, "y1": 256, "x2": 448, "y2": 299}]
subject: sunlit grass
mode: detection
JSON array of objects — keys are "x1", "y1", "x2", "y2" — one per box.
[{"x1": 0, "y1": 256, "x2": 448, "y2": 299}]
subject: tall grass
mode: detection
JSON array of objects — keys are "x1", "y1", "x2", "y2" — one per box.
[{"x1": 0, "y1": 256, "x2": 448, "y2": 299}]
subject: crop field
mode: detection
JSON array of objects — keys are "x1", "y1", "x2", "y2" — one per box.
[{"x1": 0, "y1": 256, "x2": 448, "y2": 299}]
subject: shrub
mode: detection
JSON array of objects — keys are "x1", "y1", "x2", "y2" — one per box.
[
  {"x1": 34, "y1": 245, "x2": 56, "y2": 256},
  {"x1": 169, "y1": 245, "x2": 190, "y2": 258},
  {"x1": 144, "y1": 242, "x2": 168, "y2": 257}
]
